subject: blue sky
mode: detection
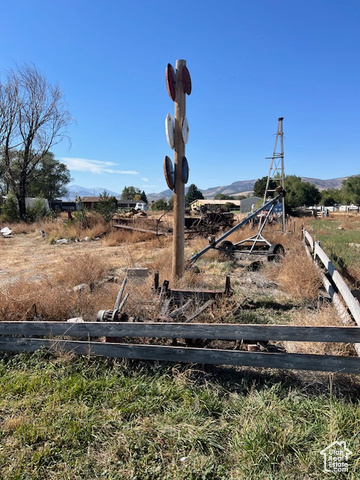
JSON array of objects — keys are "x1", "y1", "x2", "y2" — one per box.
[{"x1": 1, "y1": 0, "x2": 359, "y2": 195}]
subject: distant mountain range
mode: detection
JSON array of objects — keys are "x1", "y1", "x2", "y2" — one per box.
[
  {"x1": 63, "y1": 185, "x2": 121, "y2": 200},
  {"x1": 64, "y1": 176, "x2": 356, "y2": 202},
  {"x1": 147, "y1": 176, "x2": 355, "y2": 201}
]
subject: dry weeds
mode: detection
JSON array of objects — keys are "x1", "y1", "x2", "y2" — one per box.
[
  {"x1": 102, "y1": 228, "x2": 163, "y2": 246},
  {"x1": 0, "y1": 253, "x2": 119, "y2": 321},
  {"x1": 283, "y1": 304, "x2": 357, "y2": 356},
  {"x1": 266, "y1": 242, "x2": 321, "y2": 300}
]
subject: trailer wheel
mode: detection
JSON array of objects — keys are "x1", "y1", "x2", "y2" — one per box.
[
  {"x1": 218, "y1": 240, "x2": 234, "y2": 255},
  {"x1": 267, "y1": 243, "x2": 285, "y2": 262}
]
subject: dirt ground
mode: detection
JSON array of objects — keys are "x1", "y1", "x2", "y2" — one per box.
[
  {"x1": 1, "y1": 224, "x2": 359, "y2": 363},
  {"x1": 0, "y1": 230, "x2": 130, "y2": 286}
]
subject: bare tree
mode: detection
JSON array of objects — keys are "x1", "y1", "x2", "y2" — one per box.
[{"x1": 0, "y1": 64, "x2": 71, "y2": 219}]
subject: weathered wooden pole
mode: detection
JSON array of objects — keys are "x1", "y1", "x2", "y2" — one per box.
[{"x1": 172, "y1": 59, "x2": 187, "y2": 279}]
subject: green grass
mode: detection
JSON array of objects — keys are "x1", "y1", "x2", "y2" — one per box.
[
  {"x1": 308, "y1": 217, "x2": 360, "y2": 278},
  {"x1": 1, "y1": 351, "x2": 360, "y2": 479}
]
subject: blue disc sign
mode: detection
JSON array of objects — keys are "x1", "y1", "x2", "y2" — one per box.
[{"x1": 182, "y1": 156, "x2": 189, "y2": 184}]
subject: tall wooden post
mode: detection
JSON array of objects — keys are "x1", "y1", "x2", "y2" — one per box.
[{"x1": 172, "y1": 59, "x2": 186, "y2": 279}]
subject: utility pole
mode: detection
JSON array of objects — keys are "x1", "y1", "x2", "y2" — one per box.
[
  {"x1": 264, "y1": 117, "x2": 286, "y2": 232},
  {"x1": 164, "y1": 59, "x2": 191, "y2": 279}
]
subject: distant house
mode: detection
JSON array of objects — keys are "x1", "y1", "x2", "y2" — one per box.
[
  {"x1": 49, "y1": 200, "x2": 80, "y2": 212},
  {"x1": 79, "y1": 197, "x2": 138, "y2": 211},
  {"x1": 339, "y1": 204, "x2": 359, "y2": 212},
  {"x1": 80, "y1": 196, "x2": 103, "y2": 209},
  {"x1": 118, "y1": 200, "x2": 138, "y2": 210}
]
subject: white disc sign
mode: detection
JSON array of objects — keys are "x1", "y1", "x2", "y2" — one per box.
[
  {"x1": 182, "y1": 116, "x2": 189, "y2": 144},
  {"x1": 165, "y1": 113, "x2": 175, "y2": 150}
]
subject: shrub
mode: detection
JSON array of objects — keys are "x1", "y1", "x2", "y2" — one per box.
[
  {"x1": 26, "y1": 197, "x2": 49, "y2": 222},
  {"x1": 1, "y1": 193, "x2": 20, "y2": 222}
]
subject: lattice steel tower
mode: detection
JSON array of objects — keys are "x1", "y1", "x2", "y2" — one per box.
[{"x1": 264, "y1": 117, "x2": 286, "y2": 232}]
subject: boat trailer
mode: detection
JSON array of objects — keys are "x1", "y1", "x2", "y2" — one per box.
[{"x1": 189, "y1": 191, "x2": 285, "y2": 264}]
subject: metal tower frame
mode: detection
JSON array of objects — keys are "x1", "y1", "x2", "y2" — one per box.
[{"x1": 263, "y1": 117, "x2": 286, "y2": 232}]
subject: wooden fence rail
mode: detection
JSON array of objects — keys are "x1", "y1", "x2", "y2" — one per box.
[
  {"x1": 1, "y1": 321, "x2": 360, "y2": 342},
  {"x1": 303, "y1": 229, "x2": 360, "y2": 328},
  {"x1": 1, "y1": 321, "x2": 360, "y2": 374},
  {"x1": 1, "y1": 337, "x2": 360, "y2": 373}
]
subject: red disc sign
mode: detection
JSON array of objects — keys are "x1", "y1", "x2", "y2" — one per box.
[
  {"x1": 182, "y1": 65, "x2": 192, "y2": 95},
  {"x1": 165, "y1": 64, "x2": 176, "y2": 101}
]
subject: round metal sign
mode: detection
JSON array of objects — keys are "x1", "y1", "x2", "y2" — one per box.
[
  {"x1": 163, "y1": 156, "x2": 175, "y2": 190},
  {"x1": 182, "y1": 65, "x2": 192, "y2": 95},
  {"x1": 182, "y1": 116, "x2": 189, "y2": 144},
  {"x1": 165, "y1": 113, "x2": 175, "y2": 150},
  {"x1": 181, "y1": 156, "x2": 189, "y2": 184},
  {"x1": 165, "y1": 63, "x2": 176, "y2": 101}
]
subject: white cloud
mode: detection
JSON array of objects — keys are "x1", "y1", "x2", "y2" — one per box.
[
  {"x1": 141, "y1": 177, "x2": 149, "y2": 182},
  {"x1": 61, "y1": 157, "x2": 138, "y2": 176}
]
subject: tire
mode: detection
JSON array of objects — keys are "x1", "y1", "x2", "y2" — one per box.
[
  {"x1": 267, "y1": 243, "x2": 285, "y2": 262},
  {"x1": 218, "y1": 240, "x2": 234, "y2": 254}
]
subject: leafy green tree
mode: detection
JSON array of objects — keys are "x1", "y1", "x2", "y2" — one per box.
[
  {"x1": 224, "y1": 202, "x2": 237, "y2": 211},
  {"x1": 340, "y1": 175, "x2": 360, "y2": 205},
  {"x1": 26, "y1": 197, "x2": 49, "y2": 222},
  {"x1": 284, "y1": 175, "x2": 321, "y2": 210},
  {"x1": 95, "y1": 191, "x2": 118, "y2": 222},
  {"x1": 1, "y1": 193, "x2": 20, "y2": 222},
  {"x1": 140, "y1": 190, "x2": 148, "y2": 204},
  {"x1": 26, "y1": 152, "x2": 71, "y2": 200},
  {"x1": 121, "y1": 186, "x2": 142, "y2": 201},
  {"x1": 214, "y1": 193, "x2": 235, "y2": 200},
  {"x1": 185, "y1": 184, "x2": 204, "y2": 207},
  {"x1": 167, "y1": 195, "x2": 174, "y2": 211},
  {"x1": 253, "y1": 177, "x2": 277, "y2": 198},
  {"x1": 320, "y1": 188, "x2": 342, "y2": 206},
  {"x1": 151, "y1": 199, "x2": 169, "y2": 211}
]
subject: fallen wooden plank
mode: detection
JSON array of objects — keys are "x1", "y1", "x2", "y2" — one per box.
[
  {"x1": 1, "y1": 321, "x2": 360, "y2": 342},
  {"x1": 1, "y1": 337, "x2": 359, "y2": 374},
  {"x1": 113, "y1": 224, "x2": 165, "y2": 235},
  {"x1": 184, "y1": 299, "x2": 215, "y2": 323},
  {"x1": 169, "y1": 289, "x2": 224, "y2": 302}
]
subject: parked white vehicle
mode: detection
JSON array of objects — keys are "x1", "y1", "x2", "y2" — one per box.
[{"x1": 135, "y1": 202, "x2": 148, "y2": 212}]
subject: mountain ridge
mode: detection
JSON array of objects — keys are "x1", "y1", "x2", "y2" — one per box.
[
  {"x1": 147, "y1": 175, "x2": 355, "y2": 201},
  {"x1": 64, "y1": 175, "x2": 357, "y2": 201}
]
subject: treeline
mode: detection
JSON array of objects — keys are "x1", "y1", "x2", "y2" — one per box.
[
  {"x1": 153, "y1": 176, "x2": 360, "y2": 213},
  {"x1": 253, "y1": 175, "x2": 360, "y2": 210}
]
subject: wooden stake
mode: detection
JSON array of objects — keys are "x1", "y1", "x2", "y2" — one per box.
[{"x1": 172, "y1": 59, "x2": 186, "y2": 279}]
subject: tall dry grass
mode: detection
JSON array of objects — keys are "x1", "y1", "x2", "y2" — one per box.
[
  {"x1": 0, "y1": 253, "x2": 118, "y2": 321},
  {"x1": 265, "y1": 242, "x2": 321, "y2": 301},
  {"x1": 44, "y1": 214, "x2": 109, "y2": 243},
  {"x1": 283, "y1": 304, "x2": 357, "y2": 356},
  {"x1": 102, "y1": 228, "x2": 165, "y2": 247}
]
